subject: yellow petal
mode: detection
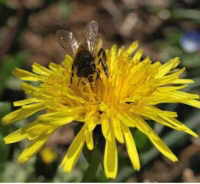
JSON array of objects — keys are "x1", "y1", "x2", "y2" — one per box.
[
  {"x1": 145, "y1": 90, "x2": 200, "y2": 105},
  {"x1": 118, "y1": 113, "x2": 136, "y2": 127},
  {"x1": 104, "y1": 136, "x2": 118, "y2": 179},
  {"x1": 85, "y1": 114, "x2": 97, "y2": 150},
  {"x1": 167, "y1": 91, "x2": 199, "y2": 99},
  {"x1": 48, "y1": 62, "x2": 61, "y2": 71},
  {"x1": 172, "y1": 79, "x2": 194, "y2": 84},
  {"x1": 32, "y1": 63, "x2": 51, "y2": 76},
  {"x1": 108, "y1": 45, "x2": 118, "y2": 74},
  {"x1": 111, "y1": 118, "x2": 124, "y2": 143},
  {"x1": 18, "y1": 136, "x2": 48, "y2": 163},
  {"x1": 24, "y1": 122, "x2": 55, "y2": 141},
  {"x1": 85, "y1": 127, "x2": 94, "y2": 150},
  {"x1": 87, "y1": 117, "x2": 97, "y2": 132},
  {"x1": 13, "y1": 98, "x2": 41, "y2": 106},
  {"x1": 21, "y1": 82, "x2": 39, "y2": 96},
  {"x1": 136, "y1": 120, "x2": 178, "y2": 162},
  {"x1": 85, "y1": 109, "x2": 98, "y2": 131},
  {"x1": 126, "y1": 41, "x2": 138, "y2": 56},
  {"x1": 38, "y1": 110, "x2": 80, "y2": 127},
  {"x1": 157, "y1": 68, "x2": 185, "y2": 85},
  {"x1": 101, "y1": 115, "x2": 110, "y2": 140},
  {"x1": 156, "y1": 57, "x2": 180, "y2": 78},
  {"x1": 185, "y1": 100, "x2": 200, "y2": 108},
  {"x1": 162, "y1": 117, "x2": 198, "y2": 137},
  {"x1": 60, "y1": 125, "x2": 86, "y2": 172},
  {"x1": 4, "y1": 129, "x2": 26, "y2": 144},
  {"x1": 157, "y1": 85, "x2": 188, "y2": 92},
  {"x1": 2, "y1": 103, "x2": 44, "y2": 124},
  {"x1": 138, "y1": 106, "x2": 197, "y2": 137},
  {"x1": 122, "y1": 125, "x2": 140, "y2": 170},
  {"x1": 63, "y1": 55, "x2": 73, "y2": 69},
  {"x1": 13, "y1": 68, "x2": 42, "y2": 81},
  {"x1": 132, "y1": 49, "x2": 143, "y2": 63}
]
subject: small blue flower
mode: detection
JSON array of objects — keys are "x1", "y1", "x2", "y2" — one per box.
[{"x1": 180, "y1": 31, "x2": 200, "y2": 52}]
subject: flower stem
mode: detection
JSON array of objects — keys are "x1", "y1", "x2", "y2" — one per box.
[{"x1": 82, "y1": 146, "x2": 101, "y2": 182}]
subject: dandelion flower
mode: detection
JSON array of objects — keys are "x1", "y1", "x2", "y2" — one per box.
[{"x1": 2, "y1": 41, "x2": 199, "y2": 179}]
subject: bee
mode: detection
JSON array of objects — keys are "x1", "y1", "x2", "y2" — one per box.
[{"x1": 56, "y1": 20, "x2": 108, "y2": 83}]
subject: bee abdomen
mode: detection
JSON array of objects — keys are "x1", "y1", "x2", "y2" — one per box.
[{"x1": 73, "y1": 49, "x2": 96, "y2": 78}]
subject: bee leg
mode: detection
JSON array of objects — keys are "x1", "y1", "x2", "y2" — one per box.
[
  {"x1": 97, "y1": 48, "x2": 108, "y2": 77},
  {"x1": 96, "y1": 68, "x2": 100, "y2": 79},
  {"x1": 97, "y1": 48, "x2": 106, "y2": 61},
  {"x1": 70, "y1": 64, "x2": 75, "y2": 84}
]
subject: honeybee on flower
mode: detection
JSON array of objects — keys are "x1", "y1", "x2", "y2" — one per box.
[
  {"x1": 56, "y1": 20, "x2": 108, "y2": 83},
  {"x1": 2, "y1": 20, "x2": 199, "y2": 179}
]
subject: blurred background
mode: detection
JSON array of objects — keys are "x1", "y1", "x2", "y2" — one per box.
[{"x1": 0, "y1": 0, "x2": 200, "y2": 182}]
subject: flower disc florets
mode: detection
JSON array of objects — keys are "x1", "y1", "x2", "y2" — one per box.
[{"x1": 3, "y1": 42, "x2": 199, "y2": 178}]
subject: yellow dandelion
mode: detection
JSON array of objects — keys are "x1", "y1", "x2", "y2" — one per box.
[{"x1": 2, "y1": 41, "x2": 199, "y2": 179}]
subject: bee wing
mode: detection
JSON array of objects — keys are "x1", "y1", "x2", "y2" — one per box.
[
  {"x1": 56, "y1": 30, "x2": 79, "y2": 56},
  {"x1": 85, "y1": 20, "x2": 99, "y2": 54}
]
